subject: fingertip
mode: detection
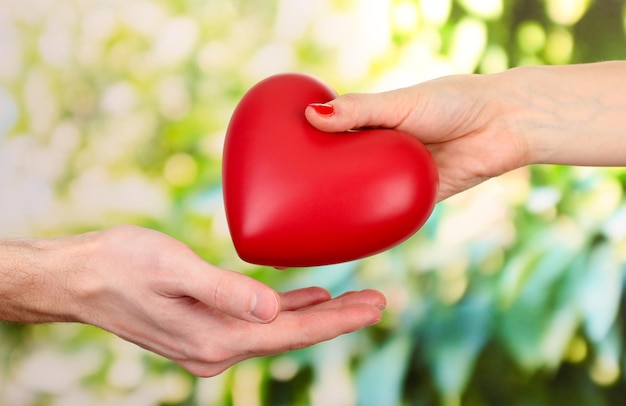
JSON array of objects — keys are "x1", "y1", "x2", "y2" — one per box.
[
  {"x1": 338, "y1": 289, "x2": 387, "y2": 310},
  {"x1": 249, "y1": 288, "x2": 280, "y2": 323},
  {"x1": 361, "y1": 289, "x2": 387, "y2": 310},
  {"x1": 305, "y1": 102, "x2": 346, "y2": 133},
  {"x1": 337, "y1": 303, "x2": 384, "y2": 330},
  {"x1": 366, "y1": 306, "x2": 384, "y2": 326},
  {"x1": 304, "y1": 93, "x2": 371, "y2": 133},
  {"x1": 299, "y1": 286, "x2": 332, "y2": 302},
  {"x1": 308, "y1": 103, "x2": 335, "y2": 116}
]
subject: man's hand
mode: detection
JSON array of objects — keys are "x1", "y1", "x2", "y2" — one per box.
[{"x1": 0, "y1": 225, "x2": 386, "y2": 377}]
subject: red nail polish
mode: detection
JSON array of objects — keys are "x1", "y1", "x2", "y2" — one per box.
[{"x1": 309, "y1": 103, "x2": 335, "y2": 116}]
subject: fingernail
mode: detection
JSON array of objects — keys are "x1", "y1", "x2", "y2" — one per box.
[
  {"x1": 249, "y1": 289, "x2": 279, "y2": 323},
  {"x1": 308, "y1": 103, "x2": 335, "y2": 116}
]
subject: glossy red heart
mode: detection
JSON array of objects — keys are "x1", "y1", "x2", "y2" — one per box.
[{"x1": 223, "y1": 73, "x2": 438, "y2": 267}]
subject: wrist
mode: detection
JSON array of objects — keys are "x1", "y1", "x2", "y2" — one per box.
[
  {"x1": 0, "y1": 236, "x2": 85, "y2": 324},
  {"x1": 491, "y1": 65, "x2": 556, "y2": 167},
  {"x1": 495, "y1": 62, "x2": 626, "y2": 167}
]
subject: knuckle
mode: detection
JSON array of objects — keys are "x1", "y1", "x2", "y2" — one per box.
[
  {"x1": 211, "y1": 276, "x2": 228, "y2": 311},
  {"x1": 286, "y1": 320, "x2": 316, "y2": 351},
  {"x1": 337, "y1": 92, "x2": 360, "y2": 111},
  {"x1": 149, "y1": 239, "x2": 194, "y2": 275},
  {"x1": 336, "y1": 93, "x2": 366, "y2": 129}
]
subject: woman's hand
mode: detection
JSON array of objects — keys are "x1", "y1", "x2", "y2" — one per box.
[{"x1": 306, "y1": 62, "x2": 626, "y2": 201}]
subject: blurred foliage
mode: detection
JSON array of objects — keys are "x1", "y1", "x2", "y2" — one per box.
[{"x1": 1, "y1": 0, "x2": 626, "y2": 405}]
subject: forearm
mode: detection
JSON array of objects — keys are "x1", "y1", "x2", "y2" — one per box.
[
  {"x1": 0, "y1": 238, "x2": 78, "y2": 323},
  {"x1": 498, "y1": 61, "x2": 626, "y2": 167}
]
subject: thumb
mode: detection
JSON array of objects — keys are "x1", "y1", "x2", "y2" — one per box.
[
  {"x1": 184, "y1": 265, "x2": 280, "y2": 324},
  {"x1": 305, "y1": 90, "x2": 412, "y2": 133}
]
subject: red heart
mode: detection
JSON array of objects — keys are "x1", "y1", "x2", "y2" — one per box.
[{"x1": 223, "y1": 73, "x2": 438, "y2": 267}]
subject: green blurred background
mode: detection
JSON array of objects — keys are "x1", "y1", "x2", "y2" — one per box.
[{"x1": 1, "y1": 0, "x2": 626, "y2": 405}]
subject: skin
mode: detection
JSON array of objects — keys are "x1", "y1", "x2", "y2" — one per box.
[
  {"x1": 4, "y1": 61, "x2": 623, "y2": 378},
  {"x1": 306, "y1": 61, "x2": 626, "y2": 201},
  {"x1": 0, "y1": 225, "x2": 386, "y2": 377}
]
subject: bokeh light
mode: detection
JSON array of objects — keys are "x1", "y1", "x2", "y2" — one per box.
[{"x1": 1, "y1": 0, "x2": 626, "y2": 405}]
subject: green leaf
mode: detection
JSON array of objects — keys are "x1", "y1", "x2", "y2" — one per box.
[
  {"x1": 497, "y1": 240, "x2": 580, "y2": 371},
  {"x1": 356, "y1": 332, "x2": 412, "y2": 406},
  {"x1": 578, "y1": 243, "x2": 624, "y2": 343},
  {"x1": 423, "y1": 290, "x2": 492, "y2": 397}
]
